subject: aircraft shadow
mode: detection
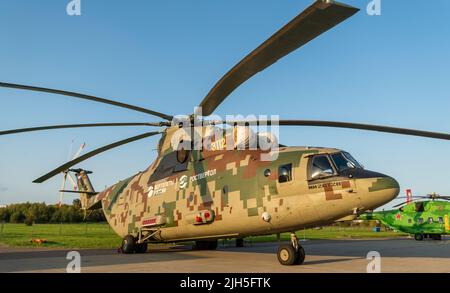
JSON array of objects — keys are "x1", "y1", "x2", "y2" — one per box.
[{"x1": 218, "y1": 237, "x2": 450, "y2": 259}]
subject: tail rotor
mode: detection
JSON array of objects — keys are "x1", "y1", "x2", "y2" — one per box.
[{"x1": 57, "y1": 142, "x2": 86, "y2": 207}]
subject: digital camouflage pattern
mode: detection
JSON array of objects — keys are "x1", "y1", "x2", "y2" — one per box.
[{"x1": 77, "y1": 125, "x2": 400, "y2": 242}]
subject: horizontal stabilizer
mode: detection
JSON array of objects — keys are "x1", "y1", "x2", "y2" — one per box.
[{"x1": 59, "y1": 190, "x2": 98, "y2": 196}]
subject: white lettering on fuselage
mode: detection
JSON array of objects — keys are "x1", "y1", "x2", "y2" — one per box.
[
  {"x1": 190, "y1": 169, "x2": 216, "y2": 182},
  {"x1": 147, "y1": 180, "x2": 176, "y2": 197}
]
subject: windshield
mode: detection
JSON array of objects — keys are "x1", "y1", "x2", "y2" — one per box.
[
  {"x1": 342, "y1": 152, "x2": 362, "y2": 168},
  {"x1": 330, "y1": 152, "x2": 362, "y2": 172}
]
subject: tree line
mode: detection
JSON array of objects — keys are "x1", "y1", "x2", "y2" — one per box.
[{"x1": 0, "y1": 200, "x2": 105, "y2": 225}]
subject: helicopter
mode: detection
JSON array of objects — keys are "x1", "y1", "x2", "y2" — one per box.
[
  {"x1": 360, "y1": 193, "x2": 450, "y2": 241},
  {"x1": 1, "y1": 0, "x2": 450, "y2": 266}
]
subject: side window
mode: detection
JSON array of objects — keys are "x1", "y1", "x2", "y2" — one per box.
[
  {"x1": 308, "y1": 155, "x2": 334, "y2": 180},
  {"x1": 418, "y1": 218, "x2": 424, "y2": 224},
  {"x1": 438, "y1": 217, "x2": 444, "y2": 224},
  {"x1": 407, "y1": 219, "x2": 412, "y2": 224},
  {"x1": 428, "y1": 217, "x2": 434, "y2": 224},
  {"x1": 278, "y1": 164, "x2": 292, "y2": 183}
]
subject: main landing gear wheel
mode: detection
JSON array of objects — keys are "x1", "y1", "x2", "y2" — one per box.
[
  {"x1": 277, "y1": 233, "x2": 305, "y2": 266},
  {"x1": 194, "y1": 240, "x2": 218, "y2": 250},
  {"x1": 135, "y1": 242, "x2": 148, "y2": 254},
  {"x1": 122, "y1": 235, "x2": 136, "y2": 254},
  {"x1": 414, "y1": 233, "x2": 424, "y2": 241},
  {"x1": 236, "y1": 238, "x2": 245, "y2": 247}
]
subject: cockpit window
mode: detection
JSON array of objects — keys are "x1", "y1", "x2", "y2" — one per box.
[
  {"x1": 343, "y1": 152, "x2": 362, "y2": 168},
  {"x1": 331, "y1": 153, "x2": 352, "y2": 172},
  {"x1": 309, "y1": 155, "x2": 335, "y2": 180},
  {"x1": 330, "y1": 152, "x2": 362, "y2": 172}
]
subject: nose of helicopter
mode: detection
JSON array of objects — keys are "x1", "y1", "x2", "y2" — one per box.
[
  {"x1": 372, "y1": 175, "x2": 399, "y2": 205},
  {"x1": 353, "y1": 170, "x2": 400, "y2": 210}
]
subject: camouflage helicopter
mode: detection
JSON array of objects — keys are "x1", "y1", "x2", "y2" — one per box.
[
  {"x1": 360, "y1": 193, "x2": 450, "y2": 241},
  {"x1": 1, "y1": 0, "x2": 450, "y2": 266}
]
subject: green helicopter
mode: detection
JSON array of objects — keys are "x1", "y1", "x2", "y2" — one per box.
[{"x1": 360, "y1": 193, "x2": 450, "y2": 241}]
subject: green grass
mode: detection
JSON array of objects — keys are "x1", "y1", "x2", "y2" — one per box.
[
  {"x1": 0, "y1": 222, "x2": 407, "y2": 249},
  {"x1": 0, "y1": 223, "x2": 121, "y2": 249}
]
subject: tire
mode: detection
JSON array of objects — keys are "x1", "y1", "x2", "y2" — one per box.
[
  {"x1": 194, "y1": 240, "x2": 218, "y2": 250},
  {"x1": 277, "y1": 245, "x2": 297, "y2": 266},
  {"x1": 122, "y1": 235, "x2": 136, "y2": 254},
  {"x1": 135, "y1": 242, "x2": 148, "y2": 253},
  {"x1": 414, "y1": 233, "x2": 424, "y2": 241},
  {"x1": 294, "y1": 246, "x2": 306, "y2": 265}
]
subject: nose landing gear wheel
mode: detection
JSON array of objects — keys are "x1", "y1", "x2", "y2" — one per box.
[
  {"x1": 277, "y1": 245, "x2": 296, "y2": 265},
  {"x1": 277, "y1": 233, "x2": 305, "y2": 265},
  {"x1": 294, "y1": 246, "x2": 306, "y2": 265}
]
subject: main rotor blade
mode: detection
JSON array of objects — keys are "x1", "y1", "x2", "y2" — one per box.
[
  {"x1": 392, "y1": 196, "x2": 450, "y2": 207},
  {"x1": 0, "y1": 82, "x2": 173, "y2": 121},
  {"x1": 33, "y1": 131, "x2": 161, "y2": 183},
  {"x1": 222, "y1": 120, "x2": 450, "y2": 141},
  {"x1": 0, "y1": 122, "x2": 166, "y2": 136},
  {"x1": 277, "y1": 120, "x2": 450, "y2": 140},
  {"x1": 198, "y1": 0, "x2": 359, "y2": 115},
  {"x1": 398, "y1": 195, "x2": 450, "y2": 200},
  {"x1": 392, "y1": 200, "x2": 417, "y2": 208}
]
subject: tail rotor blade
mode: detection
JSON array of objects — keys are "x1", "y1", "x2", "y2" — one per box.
[
  {"x1": 72, "y1": 142, "x2": 86, "y2": 160},
  {"x1": 58, "y1": 172, "x2": 68, "y2": 207},
  {"x1": 67, "y1": 172, "x2": 78, "y2": 190}
]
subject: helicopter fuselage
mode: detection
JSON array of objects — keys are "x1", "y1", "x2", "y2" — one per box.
[{"x1": 93, "y1": 145, "x2": 399, "y2": 242}]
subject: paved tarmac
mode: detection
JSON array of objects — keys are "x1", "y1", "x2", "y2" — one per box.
[{"x1": 0, "y1": 237, "x2": 449, "y2": 273}]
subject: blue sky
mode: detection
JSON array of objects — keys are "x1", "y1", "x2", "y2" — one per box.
[{"x1": 0, "y1": 0, "x2": 449, "y2": 208}]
